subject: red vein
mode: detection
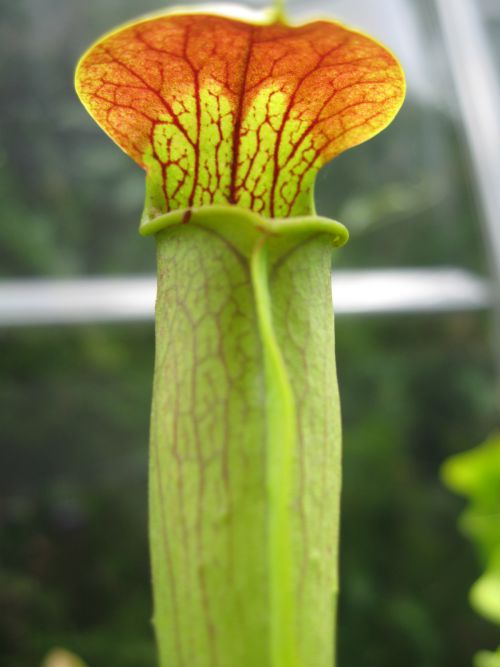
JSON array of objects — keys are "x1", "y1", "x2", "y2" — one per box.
[{"x1": 229, "y1": 26, "x2": 254, "y2": 204}]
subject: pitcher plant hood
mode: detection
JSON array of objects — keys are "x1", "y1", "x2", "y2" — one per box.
[
  {"x1": 73, "y1": 7, "x2": 406, "y2": 667},
  {"x1": 75, "y1": 4, "x2": 406, "y2": 224}
]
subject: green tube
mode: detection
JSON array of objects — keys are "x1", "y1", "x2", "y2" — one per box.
[{"x1": 148, "y1": 207, "x2": 346, "y2": 667}]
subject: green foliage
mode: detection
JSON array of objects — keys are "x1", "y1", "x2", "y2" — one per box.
[
  {"x1": 475, "y1": 650, "x2": 500, "y2": 667},
  {"x1": 442, "y1": 433, "x2": 500, "y2": 660},
  {"x1": 472, "y1": 556, "x2": 500, "y2": 626}
]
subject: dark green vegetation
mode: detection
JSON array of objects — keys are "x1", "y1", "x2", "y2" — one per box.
[{"x1": 1, "y1": 1, "x2": 499, "y2": 666}]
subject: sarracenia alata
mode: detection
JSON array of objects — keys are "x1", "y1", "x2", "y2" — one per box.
[{"x1": 75, "y1": 4, "x2": 405, "y2": 667}]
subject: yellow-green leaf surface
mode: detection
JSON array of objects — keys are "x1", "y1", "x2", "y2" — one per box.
[{"x1": 75, "y1": 7, "x2": 405, "y2": 220}]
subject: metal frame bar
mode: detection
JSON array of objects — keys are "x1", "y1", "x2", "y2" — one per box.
[
  {"x1": 0, "y1": 269, "x2": 489, "y2": 327},
  {"x1": 435, "y1": 0, "x2": 500, "y2": 374}
]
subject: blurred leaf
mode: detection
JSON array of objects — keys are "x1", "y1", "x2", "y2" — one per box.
[
  {"x1": 442, "y1": 433, "x2": 500, "y2": 659},
  {"x1": 471, "y1": 548, "x2": 500, "y2": 626},
  {"x1": 475, "y1": 649, "x2": 500, "y2": 667},
  {"x1": 442, "y1": 433, "x2": 500, "y2": 560}
]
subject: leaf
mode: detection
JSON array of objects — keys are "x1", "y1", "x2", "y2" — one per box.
[
  {"x1": 75, "y1": 8, "x2": 405, "y2": 219},
  {"x1": 74, "y1": 9, "x2": 403, "y2": 665},
  {"x1": 149, "y1": 210, "x2": 344, "y2": 666},
  {"x1": 442, "y1": 434, "x2": 500, "y2": 658},
  {"x1": 475, "y1": 650, "x2": 500, "y2": 667},
  {"x1": 471, "y1": 547, "x2": 500, "y2": 626},
  {"x1": 442, "y1": 433, "x2": 500, "y2": 561}
]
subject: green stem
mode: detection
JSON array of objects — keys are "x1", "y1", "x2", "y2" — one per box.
[
  {"x1": 250, "y1": 235, "x2": 298, "y2": 667},
  {"x1": 149, "y1": 209, "x2": 343, "y2": 667}
]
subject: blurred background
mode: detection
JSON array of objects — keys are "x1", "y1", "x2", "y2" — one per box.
[{"x1": 1, "y1": 0, "x2": 500, "y2": 665}]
